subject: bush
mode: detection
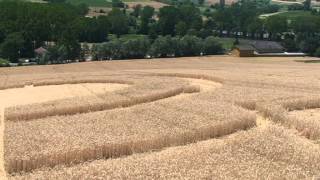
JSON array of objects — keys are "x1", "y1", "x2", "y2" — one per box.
[
  {"x1": 299, "y1": 37, "x2": 320, "y2": 55},
  {"x1": 178, "y1": 35, "x2": 203, "y2": 57},
  {"x1": 314, "y1": 47, "x2": 320, "y2": 57},
  {"x1": 94, "y1": 40, "x2": 122, "y2": 60},
  {"x1": 203, "y1": 36, "x2": 224, "y2": 55},
  {"x1": 120, "y1": 37, "x2": 150, "y2": 59},
  {"x1": 149, "y1": 36, "x2": 178, "y2": 58},
  {"x1": 0, "y1": 58, "x2": 10, "y2": 67},
  {"x1": 282, "y1": 36, "x2": 298, "y2": 52}
]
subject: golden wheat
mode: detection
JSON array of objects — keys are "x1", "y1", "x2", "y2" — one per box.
[
  {"x1": 10, "y1": 125, "x2": 320, "y2": 179},
  {"x1": 2, "y1": 56, "x2": 320, "y2": 179}
]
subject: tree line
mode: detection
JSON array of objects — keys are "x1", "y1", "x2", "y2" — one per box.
[
  {"x1": 91, "y1": 35, "x2": 223, "y2": 61},
  {"x1": 0, "y1": 0, "x2": 320, "y2": 65}
]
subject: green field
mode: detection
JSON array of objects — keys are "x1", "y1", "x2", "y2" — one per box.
[
  {"x1": 67, "y1": 0, "x2": 151, "y2": 7},
  {"x1": 66, "y1": 0, "x2": 111, "y2": 7},
  {"x1": 273, "y1": 10, "x2": 320, "y2": 21}
]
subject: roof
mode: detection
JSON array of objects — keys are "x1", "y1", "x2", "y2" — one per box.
[
  {"x1": 250, "y1": 41, "x2": 284, "y2": 53},
  {"x1": 235, "y1": 45, "x2": 255, "y2": 51},
  {"x1": 239, "y1": 40, "x2": 284, "y2": 53},
  {"x1": 34, "y1": 47, "x2": 48, "y2": 55}
]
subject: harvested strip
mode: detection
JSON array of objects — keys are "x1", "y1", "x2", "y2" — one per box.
[
  {"x1": 5, "y1": 86, "x2": 199, "y2": 121},
  {"x1": 5, "y1": 95, "x2": 255, "y2": 173},
  {"x1": 0, "y1": 83, "x2": 129, "y2": 107},
  {"x1": 10, "y1": 125, "x2": 320, "y2": 179}
]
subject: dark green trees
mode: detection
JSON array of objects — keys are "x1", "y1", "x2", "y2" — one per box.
[{"x1": 0, "y1": 33, "x2": 25, "y2": 63}]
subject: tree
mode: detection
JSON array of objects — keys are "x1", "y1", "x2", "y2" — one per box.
[
  {"x1": 44, "y1": 0, "x2": 66, "y2": 3},
  {"x1": 247, "y1": 17, "x2": 264, "y2": 39},
  {"x1": 198, "y1": 0, "x2": 205, "y2": 5},
  {"x1": 178, "y1": 35, "x2": 203, "y2": 56},
  {"x1": 303, "y1": 0, "x2": 311, "y2": 11},
  {"x1": 149, "y1": 36, "x2": 173, "y2": 57},
  {"x1": 220, "y1": 0, "x2": 225, "y2": 9},
  {"x1": 76, "y1": 3, "x2": 89, "y2": 15},
  {"x1": 178, "y1": 5, "x2": 203, "y2": 30},
  {"x1": 101, "y1": 40, "x2": 122, "y2": 60},
  {"x1": 0, "y1": 58, "x2": 10, "y2": 67},
  {"x1": 148, "y1": 23, "x2": 158, "y2": 40},
  {"x1": 58, "y1": 28, "x2": 81, "y2": 61},
  {"x1": 175, "y1": 21, "x2": 188, "y2": 36},
  {"x1": 158, "y1": 6, "x2": 180, "y2": 35},
  {"x1": 292, "y1": 16, "x2": 320, "y2": 37},
  {"x1": 265, "y1": 16, "x2": 287, "y2": 40},
  {"x1": 282, "y1": 35, "x2": 298, "y2": 52},
  {"x1": 132, "y1": 4, "x2": 142, "y2": 17},
  {"x1": 299, "y1": 36, "x2": 320, "y2": 55},
  {"x1": 139, "y1": 6, "x2": 155, "y2": 34},
  {"x1": 121, "y1": 37, "x2": 150, "y2": 59},
  {"x1": 108, "y1": 8, "x2": 129, "y2": 37},
  {"x1": 203, "y1": 36, "x2": 224, "y2": 55},
  {"x1": 112, "y1": 0, "x2": 125, "y2": 8},
  {"x1": 314, "y1": 47, "x2": 320, "y2": 57},
  {"x1": 212, "y1": 8, "x2": 235, "y2": 36},
  {"x1": 0, "y1": 32, "x2": 25, "y2": 63}
]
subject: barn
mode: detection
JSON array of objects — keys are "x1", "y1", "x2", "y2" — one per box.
[
  {"x1": 233, "y1": 40, "x2": 291, "y2": 57},
  {"x1": 233, "y1": 45, "x2": 255, "y2": 57}
]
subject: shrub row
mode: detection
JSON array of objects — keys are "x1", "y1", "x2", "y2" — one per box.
[{"x1": 92, "y1": 35, "x2": 224, "y2": 60}]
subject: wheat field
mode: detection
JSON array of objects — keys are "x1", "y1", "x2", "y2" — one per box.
[{"x1": 1, "y1": 55, "x2": 320, "y2": 179}]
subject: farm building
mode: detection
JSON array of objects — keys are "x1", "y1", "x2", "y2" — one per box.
[
  {"x1": 233, "y1": 45, "x2": 255, "y2": 57},
  {"x1": 34, "y1": 47, "x2": 48, "y2": 58},
  {"x1": 249, "y1": 40, "x2": 285, "y2": 54},
  {"x1": 233, "y1": 40, "x2": 304, "y2": 57}
]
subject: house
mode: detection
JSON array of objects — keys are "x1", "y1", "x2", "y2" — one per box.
[
  {"x1": 34, "y1": 47, "x2": 48, "y2": 58},
  {"x1": 233, "y1": 45, "x2": 255, "y2": 57}
]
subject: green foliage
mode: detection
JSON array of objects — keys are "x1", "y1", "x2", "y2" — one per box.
[
  {"x1": 203, "y1": 36, "x2": 224, "y2": 55},
  {"x1": 299, "y1": 37, "x2": 320, "y2": 55},
  {"x1": 175, "y1": 22, "x2": 188, "y2": 36},
  {"x1": 158, "y1": 6, "x2": 180, "y2": 35},
  {"x1": 314, "y1": 47, "x2": 320, "y2": 57},
  {"x1": 303, "y1": 0, "x2": 311, "y2": 11},
  {"x1": 178, "y1": 35, "x2": 202, "y2": 57},
  {"x1": 149, "y1": 36, "x2": 177, "y2": 57},
  {"x1": 282, "y1": 35, "x2": 298, "y2": 52},
  {"x1": 108, "y1": 8, "x2": 129, "y2": 37},
  {"x1": 265, "y1": 16, "x2": 287, "y2": 40},
  {"x1": 288, "y1": 4, "x2": 304, "y2": 11},
  {"x1": 44, "y1": 0, "x2": 66, "y2": 3},
  {"x1": 66, "y1": 0, "x2": 111, "y2": 7},
  {"x1": 0, "y1": 32, "x2": 25, "y2": 63},
  {"x1": 74, "y1": 16, "x2": 110, "y2": 43},
  {"x1": 139, "y1": 6, "x2": 155, "y2": 34},
  {"x1": 121, "y1": 37, "x2": 151, "y2": 59},
  {"x1": 94, "y1": 35, "x2": 223, "y2": 60},
  {"x1": 112, "y1": 0, "x2": 125, "y2": 8},
  {"x1": 131, "y1": 4, "x2": 142, "y2": 17},
  {"x1": 158, "y1": 5, "x2": 202, "y2": 36},
  {"x1": 291, "y1": 16, "x2": 320, "y2": 35},
  {"x1": 0, "y1": 58, "x2": 10, "y2": 67}
]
